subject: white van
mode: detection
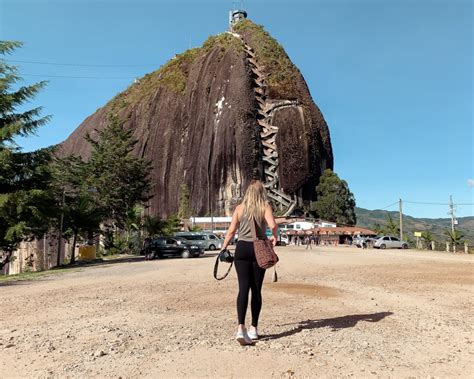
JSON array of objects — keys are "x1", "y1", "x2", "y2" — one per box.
[
  {"x1": 174, "y1": 232, "x2": 224, "y2": 251},
  {"x1": 280, "y1": 221, "x2": 315, "y2": 231}
]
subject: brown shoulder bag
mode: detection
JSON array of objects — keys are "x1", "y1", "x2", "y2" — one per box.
[{"x1": 250, "y1": 217, "x2": 279, "y2": 269}]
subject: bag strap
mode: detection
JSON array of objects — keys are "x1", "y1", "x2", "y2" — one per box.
[
  {"x1": 250, "y1": 215, "x2": 258, "y2": 241},
  {"x1": 213, "y1": 254, "x2": 233, "y2": 281},
  {"x1": 250, "y1": 216, "x2": 267, "y2": 241}
]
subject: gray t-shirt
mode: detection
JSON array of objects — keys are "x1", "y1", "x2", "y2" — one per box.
[{"x1": 238, "y1": 208, "x2": 267, "y2": 241}]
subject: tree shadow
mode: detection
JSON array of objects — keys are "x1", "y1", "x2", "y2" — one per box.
[
  {"x1": 0, "y1": 256, "x2": 144, "y2": 287},
  {"x1": 260, "y1": 311, "x2": 393, "y2": 341}
]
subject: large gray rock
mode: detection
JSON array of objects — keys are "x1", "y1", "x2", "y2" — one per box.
[{"x1": 59, "y1": 20, "x2": 333, "y2": 217}]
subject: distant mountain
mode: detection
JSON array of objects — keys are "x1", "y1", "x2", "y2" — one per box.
[{"x1": 355, "y1": 207, "x2": 474, "y2": 243}]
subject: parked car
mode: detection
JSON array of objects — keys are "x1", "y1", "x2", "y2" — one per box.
[
  {"x1": 174, "y1": 232, "x2": 224, "y2": 251},
  {"x1": 373, "y1": 236, "x2": 408, "y2": 249},
  {"x1": 148, "y1": 237, "x2": 204, "y2": 259}
]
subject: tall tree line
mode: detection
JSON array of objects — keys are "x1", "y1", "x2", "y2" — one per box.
[
  {"x1": 0, "y1": 41, "x2": 54, "y2": 270},
  {"x1": 0, "y1": 41, "x2": 153, "y2": 270}
]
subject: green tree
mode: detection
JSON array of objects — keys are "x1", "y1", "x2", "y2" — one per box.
[
  {"x1": 64, "y1": 193, "x2": 104, "y2": 264},
  {"x1": 177, "y1": 184, "x2": 192, "y2": 220},
  {"x1": 143, "y1": 215, "x2": 167, "y2": 237},
  {"x1": 189, "y1": 224, "x2": 202, "y2": 232},
  {"x1": 311, "y1": 169, "x2": 357, "y2": 226},
  {"x1": 372, "y1": 223, "x2": 384, "y2": 235},
  {"x1": 421, "y1": 231, "x2": 435, "y2": 250},
  {"x1": 84, "y1": 114, "x2": 152, "y2": 229},
  {"x1": 51, "y1": 155, "x2": 104, "y2": 264},
  {"x1": 0, "y1": 41, "x2": 53, "y2": 270},
  {"x1": 161, "y1": 214, "x2": 181, "y2": 236},
  {"x1": 383, "y1": 214, "x2": 400, "y2": 236},
  {"x1": 445, "y1": 229, "x2": 464, "y2": 252}
]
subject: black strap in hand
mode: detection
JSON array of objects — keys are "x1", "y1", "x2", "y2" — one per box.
[{"x1": 213, "y1": 250, "x2": 234, "y2": 280}]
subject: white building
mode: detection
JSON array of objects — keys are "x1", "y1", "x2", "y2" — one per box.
[
  {"x1": 188, "y1": 216, "x2": 232, "y2": 233},
  {"x1": 279, "y1": 219, "x2": 337, "y2": 232}
]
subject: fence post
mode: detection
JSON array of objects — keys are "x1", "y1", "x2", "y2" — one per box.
[
  {"x1": 465, "y1": 242, "x2": 469, "y2": 254},
  {"x1": 446, "y1": 242, "x2": 450, "y2": 252}
]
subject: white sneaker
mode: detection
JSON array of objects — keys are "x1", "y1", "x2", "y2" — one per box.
[
  {"x1": 247, "y1": 327, "x2": 258, "y2": 340},
  {"x1": 235, "y1": 330, "x2": 254, "y2": 346}
]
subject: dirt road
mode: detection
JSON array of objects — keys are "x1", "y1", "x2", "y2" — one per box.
[{"x1": 1, "y1": 246, "x2": 473, "y2": 378}]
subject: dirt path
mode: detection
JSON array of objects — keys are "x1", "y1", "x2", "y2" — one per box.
[{"x1": 1, "y1": 246, "x2": 473, "y2": 378}]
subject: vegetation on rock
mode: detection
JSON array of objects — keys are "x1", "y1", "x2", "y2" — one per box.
[
  {"x1": 177, "y1": 184, "x2": 192, "y2": 220},
  {"x1": 234, "y1": 19, "x2": 300, "y2": 99},
  {"x1": 110, "y1": 32, "x2": 245, "y2": 113}
]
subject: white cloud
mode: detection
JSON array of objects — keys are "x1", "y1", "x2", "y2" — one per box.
[{"x1": 468, "y1": 179, "x2": 474, "y2": 188}]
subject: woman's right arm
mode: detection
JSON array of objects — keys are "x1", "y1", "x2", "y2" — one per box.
[
  {"x1": 264, "y1": 203, "x2": 278, "y2": 246},
  {"x1": 222, "y1": 206, "x2": 240, "y2": 250}
]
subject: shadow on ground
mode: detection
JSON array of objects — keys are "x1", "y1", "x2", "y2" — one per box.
[
  {"x1": 1, "y1": 252, "x2": 222, "y2": 287},
  {"x1": 260, "y1": 312, "x2": 394, "y2": 341},
  {"x1": 0, "y1": 256, "x2": 143, "y2": 287}
]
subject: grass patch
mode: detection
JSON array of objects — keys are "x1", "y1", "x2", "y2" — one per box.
[
  {"x1": 0, "y1": 266, "x2": 80, "y2": 283},
  {"x1": 110, "y1": 47, "x2": 202, "y2": 112},
  {"x1": 108, "y1": 33, "x2": 244, "y2": 114},
  {"x1": 234, "y1": 19, "x2": 300, "y2": 99},
  {"x1": 203, "y1": 33, "x2": 244, "y2": 57},
  {"x1": 101, "y1": 253, "x2": 137, "y2": 261}
]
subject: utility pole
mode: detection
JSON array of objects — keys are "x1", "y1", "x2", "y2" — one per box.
[
  {"x1": 449, "y1": 195, "x2": 456, "y2": 234},
  {"x1": 57, "y1": 189, "x2": 65, "y2": 267},
  {"x1": 399, "y1": 198, "x2": 403, "y2": 241},
  {"x1": 210, "y1": 202, "x2": 214, "y2": 233}
]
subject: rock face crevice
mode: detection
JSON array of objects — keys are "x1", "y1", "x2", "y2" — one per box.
[{"x1": 60, "y1": 20, "x2": 333, "y2": 217}]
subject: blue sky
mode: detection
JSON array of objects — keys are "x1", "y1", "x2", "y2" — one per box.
[{"x1": 1, "y1": 0, "x2": 472, "y2": 218}]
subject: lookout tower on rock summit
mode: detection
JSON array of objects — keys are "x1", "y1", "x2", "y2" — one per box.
[{"x1": 229, "y1": 9, "x2": 247, "y2": 29}]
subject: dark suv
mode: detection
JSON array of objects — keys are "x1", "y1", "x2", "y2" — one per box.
[{"x1": 148, "y1": 237, "x2": 204, "y2": 259}]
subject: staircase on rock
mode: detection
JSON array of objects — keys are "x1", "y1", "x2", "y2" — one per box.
[{"x1": 228, "y1": 31, "x2": 298, "y2": 216}]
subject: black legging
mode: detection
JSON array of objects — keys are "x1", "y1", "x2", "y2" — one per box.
[{"x1": 234, "y1": 241, "x2": 266, "y2": 326}]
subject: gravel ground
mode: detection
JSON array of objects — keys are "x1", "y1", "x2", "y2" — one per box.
[{"x1": 1, "y1": 246, "x2": 473, "y2": 378}]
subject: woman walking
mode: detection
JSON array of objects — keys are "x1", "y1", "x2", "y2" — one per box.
[{"x1": 221, "y1": 180, "x2": 278, "y2": 346}]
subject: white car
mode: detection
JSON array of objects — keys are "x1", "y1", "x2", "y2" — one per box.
[{"x1": 373, "y1": 236, "x2": 408, "y2": 249}]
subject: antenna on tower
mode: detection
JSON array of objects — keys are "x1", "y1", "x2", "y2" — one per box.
[{"x1": 229, "y1": 1, "x2": 248, "y2": 30}]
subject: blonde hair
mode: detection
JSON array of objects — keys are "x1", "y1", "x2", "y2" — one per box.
[{"x1": 242, "y1": 180, "x2": 268, "y2": 223}]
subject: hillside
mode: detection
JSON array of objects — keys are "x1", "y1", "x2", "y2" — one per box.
[{"x1": 356, "y1": 207, "x2": 474, "y2": 244}]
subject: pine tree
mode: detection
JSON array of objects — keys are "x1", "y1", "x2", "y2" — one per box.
[
  {"x1": 84, "y1": 114, "x2": 151, "y2": 229},
  {"x1": 51, "y1": 155, "x2": 104, "y2": 264},
  {"x1": 311, "y1": 169, "x2": 357, "y2": 226},
  {"x1": 0, "y1": 41, "x2": 53, "y2": 270}
]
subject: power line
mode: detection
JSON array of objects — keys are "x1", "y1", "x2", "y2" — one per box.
[
  {"x1": 378, "y1": 201, "x2": 399, "y2": 210},
  {"x1": 23, "y1": 73, "x2": 136, "y2": 80},
  {"x1": 5, "y1": 59, "x2": 158, "y2": 68},
  {"x1": 404, "y1": 200, "x2": 449, "y2": 205},
  {"x1": 404, "y1": 200, "x2": 474, "y2": 206}
]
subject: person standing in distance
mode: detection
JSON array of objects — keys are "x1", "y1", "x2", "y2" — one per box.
[{"x1": 221, "y1": 180, "x2": 278, "y2": 346}]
